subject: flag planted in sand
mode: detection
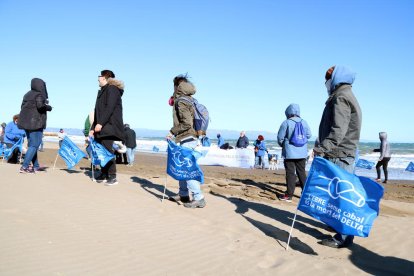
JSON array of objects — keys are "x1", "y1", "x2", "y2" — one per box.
[
  {"x1": 355, "y1": 158, "x2": 375, "y2": 170},
  {"x1": 58, "y1": 136, "x2": 86, "y2": 169},
  {"x1": 87, "y1": 138, "x2": 115, "y2": 167},
  {"x1": 298, "y1": 157, "x2": 384, "y2": 237},
  {"x1": 166, "y1": 140, "x2": 204, "y2": 183},
  {"x1": 405, "y1": 162, "x2": 414, "y2": 172}
]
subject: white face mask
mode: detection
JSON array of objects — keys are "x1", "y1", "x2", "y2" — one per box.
[{"x1": 325, "y1": 79, "x2": 332, "y2": 95}]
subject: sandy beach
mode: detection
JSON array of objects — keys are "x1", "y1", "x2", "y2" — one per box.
[{"x1": 1, "y1": 143, "x2": 413, "y2": 275}]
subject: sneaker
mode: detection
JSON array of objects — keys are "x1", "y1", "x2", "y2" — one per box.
[
  {"x1": 19, "y1": 166, "x2": 35, "y2": 174},
  {"x1": 320, "y1": 235, "x2": 354, "y2": 249},
  {"x1": 94, "y1": 173, "x2": 108, "y2": 183},
  {"x1": 183, "y1": 198, "x2": 206, "y2": 208},
  {"x1": 382, "y1": 180, "x2": 387, "y2": 184},
  {"x1": 34, "y1": 167, "x2": 47, "y2": 172},
  {"x1": 279, "y1": 194, "x2": 292, "y2": 202},
  {"x1": 105, "y1": 176, "x2": 118, "y2": 186},
  {"x1": 375, "y1": 178, "x2": 381, "y2": 182},
  {"x1": 169, "y1": 194, "x2": 191, "y2": 203}
]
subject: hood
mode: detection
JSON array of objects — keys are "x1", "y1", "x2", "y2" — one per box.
[
  {"x1": 31, "y1": 78, "x2": 48, "y2": 99},
  {"x1": 379, "y1": 132, "x2": 387, "y2": 141},
  {"x1": 174, "y1": 82, "x2": 196, "y2": 98},
  {"x1": 107, "y1": 78, "x2": 125, "y2": 95},
  {"x1": 328, "y1": 65, "x2": 356, "y2": 92},
  {"x1": 285, "y1": 103, "x2": 300, "y2": 118}
]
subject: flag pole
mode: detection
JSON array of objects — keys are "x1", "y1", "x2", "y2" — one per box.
[
  {"x1": 162, "y1": 174, "x2": 167, "y2": 202},
  {"x1": 53, "y1": 153, "x2": 59, "y2": 170},
  {"x1": 286, "y1": 208, "x2": 299, "y2": 251}
]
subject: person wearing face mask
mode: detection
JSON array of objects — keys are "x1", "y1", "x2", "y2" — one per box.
[{"x1": 313, "y1": 65, "x2": 362, "y2": 249}]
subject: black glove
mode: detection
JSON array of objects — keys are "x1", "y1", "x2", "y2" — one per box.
[{"x1": 46, "y1": 105, "x2": 53, "y2": 112}]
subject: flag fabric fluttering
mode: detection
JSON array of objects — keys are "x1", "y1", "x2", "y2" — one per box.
[
  {"x1": 166, "y1": 140, "x2": 204, "y2": 183},
  {"x1": 355, "y1": 158, "x2": 375, "y2": 170},
  {"x1": 58, "y1": 136, "x2": 86, "y2": 169},
  {"x1": 87, "y1": 138, "x2": 115, "y2": 167},
  {"x1": 298, "y1": 157, "x2": 384, "y2": 237},
  {"x1": 3, "y1": 137, "x2": 24, "y2": 161},
  {"x1": 405, "y1": 162, "x2": 414, "y2": 172}
]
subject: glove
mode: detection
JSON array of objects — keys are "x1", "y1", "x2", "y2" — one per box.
[{"x1": 46, "y1": 105, "x2": 53, "y2": 112}]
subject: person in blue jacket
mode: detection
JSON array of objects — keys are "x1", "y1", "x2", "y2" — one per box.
[
  {"x1": 4, "y1": 114, "x2": 26, "y2": 163},
  {"x1": 253, "y1": 135, "x2": 267, "y2": 169},
  {"x1": 277, "y1": 104, "x2": 312, "y2": 202},
  {"x1": 217, "y1": 133, "x2": 224, "y2": 148}
]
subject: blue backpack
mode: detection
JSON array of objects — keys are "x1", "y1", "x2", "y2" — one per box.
[
  {"x1": 289, "y1": 119, "x2": 308, "y2": 147},
  {"x1": 176, "y1": 97, "x2": 210, "y2": 136}
]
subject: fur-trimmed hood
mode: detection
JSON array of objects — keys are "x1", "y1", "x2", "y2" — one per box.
[
  {"x1": 107, "y1": 78, "x2": 125, "y2": 94},
  {"x1": 173, "y1": 81, "x2": 196, "y2": 99}
]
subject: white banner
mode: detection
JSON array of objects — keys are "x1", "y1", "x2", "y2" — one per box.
[{"x1": 197, "y1": 147, "x2": 255, "y2": 168}]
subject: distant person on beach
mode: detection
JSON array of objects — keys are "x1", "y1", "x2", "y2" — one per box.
[
  {"x1": 236, "y1": 131, "x2": 249, "y2": 148},
  {"x1": 277, "y1": 103, "x2": 312, "y2": 202},
  {"x1": 313, "y1": 65, "x2": 362, "y2": 249},
  {"x1": 89, "y1": 69, "x2": 125, "y2": 185},
  {"x1": 18, "y1": 78, "x2": 52, "y2": 173},
  {"x1": 166, "y1": 74, "x2": 206, "y2": 208},
  {"x1": 0, "y1": 122, "x2": 6, "y2": 145},
  {"x1": 124, "y1": 124, "x2": 137, "y2": 167},
  {"x1": 217, "y1": 133, "x2": 224, "y2": 148},
  {"x1": 253, "y1": 135, "x2": 267, "y2": 169},
  {"x1": 200, "y1": 135, "x2": 211, "y2": 147},
  {"x1": 373, "y1": 132, "x2": 391, "y2": 184},
  {"x1": 57, "y1": 128, "x2": 67, "y2": 148},
  {"x1": 4, "y1": 114, "x2": 26, "y2": 163}
]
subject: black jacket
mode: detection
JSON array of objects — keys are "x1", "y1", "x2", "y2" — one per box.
[
  {"x1": 18, "y1": 78, "x2": 52, "y2": 131},
  {"x1": 236, "y1": 136, "x2": 249, "y2": 148},
  {"x1": 124, "y1": 127, "x2": 137, "y2": 148},
  {"x1": 92, "y1": 79, "x2": 125, "y2": 141}
]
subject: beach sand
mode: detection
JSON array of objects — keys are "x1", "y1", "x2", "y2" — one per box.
[{"x1": 1, "y1": 143, "x2": 413, "y2": 275}]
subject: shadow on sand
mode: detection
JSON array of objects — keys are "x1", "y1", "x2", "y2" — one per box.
[
  {"x1": 211, "y1": 192, "x2": 327, "y2": 255},
  {"x1": 131, "y1": 176, "x2": 177, "y2": 202}
]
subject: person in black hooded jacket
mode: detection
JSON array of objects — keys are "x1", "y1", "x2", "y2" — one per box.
[
  {"x1": 18, "y1": 78, "x2": 52, "y2": 173},
  {"x1": 90, "y1": 69, "x2": 124, "y2": 185}
]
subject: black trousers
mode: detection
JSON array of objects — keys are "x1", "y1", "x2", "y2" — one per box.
[
  {"x1": 284, "y1": 158, "x2": 307, "y2": 197},
  {"x1": 95, "y1": 137, "x2": 116, "y2": 176},
  {"x1": 376, "y1": 157, "x2": 391, "y2": 181}
]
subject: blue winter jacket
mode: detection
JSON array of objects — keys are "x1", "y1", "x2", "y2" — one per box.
[
  {"x1": 254, "y1": 140, "x2": 267, "y2": 157},
  {"x1": 4, "y1": 121, "x2": 25, "y2": 145},
  {"x1": 217, "y1": 136, "x2": 225, "y2": 147},
  {"x1": 277, "y1": 104, "x2": 312, "y2": 159}
]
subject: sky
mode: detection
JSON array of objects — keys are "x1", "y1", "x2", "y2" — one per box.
[{"x1": 0, "y1": 0, "x2": 413, "y2": 142}]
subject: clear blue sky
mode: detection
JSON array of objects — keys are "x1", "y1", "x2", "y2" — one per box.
[{"x1": 1, "y1": 0, "x2": 413, "y2": 142}]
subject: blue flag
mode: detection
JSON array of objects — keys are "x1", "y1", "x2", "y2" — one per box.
[
  {"x1": 355, "y1": 158, "x2": 375, "y2": 170},
  {"x1": 405, "y1": 162, "x2": 414, "y2": 172},
  {"x1": 166, "y1": 140, "x2": 204, "y2": 183},
  {"x1": 298, "y1": 157, "x2": 384, "y2": 237},
  {"x1": 4, "y1": 137, "x2": 24, "y2": 160},
  {"x1": 58, "y1": 136, "x2": 86, "y2": 169},
  {"x1": 88, "y1": 138, "x2": 115, "y2": 167}
]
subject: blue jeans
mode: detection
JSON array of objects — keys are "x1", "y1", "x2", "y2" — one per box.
[
  {"x1": 23, "y1": 130, "x2": 43, "y2": 169},
  {"x1": 178, "y1": 139, "x2": 204, "y2": 201},
  {"x1": 325, "y1": 156, "x2": 355, "y2": 244},
  {"x1": 126, "y1": 147, "x2": 135, "y2": 165}
]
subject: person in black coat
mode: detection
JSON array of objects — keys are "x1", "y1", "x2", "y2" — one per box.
[
  {"x1": 124, "y1": 124, "x2": 137, "y2": 166},
  {"x1": 236, "y1": 131, "x2": 249, "y2": 148},
  {"x1": 18, "y1": 78, "x2": 52, "y2": 173},
  {"x1": 90, "y1": 70, "x2": 124, "y2": 185}
]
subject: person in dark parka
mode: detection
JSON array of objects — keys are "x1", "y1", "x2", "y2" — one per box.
[
  {"x1": 18, "y1": 78, "x2": 52, "y2": 173},
  {"x1": 90, "y1": 69, "x2": 124, "y2": 185},
  {"x1": 124, "y1": 124, "x2": 137, "y2": 166}
]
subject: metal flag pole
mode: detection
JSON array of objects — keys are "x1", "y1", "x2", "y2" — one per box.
[
  {"x1": 52, "y1": 153, "x2": 59, "y2": 170},
  {"x1": 286, "y1": 208, "x2": 299, "y2": 251}
]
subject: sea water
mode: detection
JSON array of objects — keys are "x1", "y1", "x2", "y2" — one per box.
[{"x1": 45, "y1": 136, "x2": 414, "y2": 181}]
